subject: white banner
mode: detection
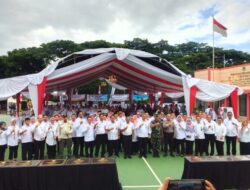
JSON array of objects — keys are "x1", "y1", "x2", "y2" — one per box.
[
  {"x1": 71, "y1": 94, "x2": 85, "y2": 101},
  {"x1": 110, "y1": 94, "x2": 129, "y2": 102}
]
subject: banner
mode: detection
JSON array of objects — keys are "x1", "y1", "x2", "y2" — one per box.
[
  {"x1": 111, "y1": 94, "x2": 129, "y2": 102},
  {"x1": 133, "y1": 95, "x2": 149, "y2": 101},
  {"x1": 87, "y1": 94, "x2": 108, "y2": 102},
  {"x1": 71, "y1": 94, "x2": 85, "y2": 101}
]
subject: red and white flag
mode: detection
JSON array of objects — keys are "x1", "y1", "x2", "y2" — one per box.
[{"x1": 213, "y1": 18, "x2": 227, "y2": 37}]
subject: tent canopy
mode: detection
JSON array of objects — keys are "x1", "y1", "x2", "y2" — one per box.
[{"x1": 0, "y1": 48, "x2": 243, "y2": 117}]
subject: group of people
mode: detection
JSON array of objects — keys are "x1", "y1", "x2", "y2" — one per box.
[{"x1": 0, "y1": 105, "x2": 249, "y2": 161}]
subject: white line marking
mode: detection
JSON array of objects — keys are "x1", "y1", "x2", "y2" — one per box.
[
  {"x1": 142, "y1": 157, "x2": 162, "y2": 185},
  {"x1": 123, "y1": 185, "x2": 160, "y2": 188}
]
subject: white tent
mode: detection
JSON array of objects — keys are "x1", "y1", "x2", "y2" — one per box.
[{"x1": 0, "y1": 48, "x2": 243, "y2": 117}]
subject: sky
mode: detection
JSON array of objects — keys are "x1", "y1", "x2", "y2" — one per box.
[{"x1": 1, "y1": 0, "x2": 250, "y2": 55}]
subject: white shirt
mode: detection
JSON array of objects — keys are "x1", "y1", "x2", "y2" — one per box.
[
  {"x1": 136, "y1": 119, "x2": 150, "y2": 138},
  {"x1": 45, "y1": 123, "x2": 58, "y2": 146},
  {"x1": 83, "y1": 122, "x2": 95, "y2": 142},
  {"x1": 76, "y1": 117, "x2": 86, "y2": 137},
  {"x1": 238, "y1": 125, "x2": 250, "y2": 143},
  {"x1": 6, "y1": 125, "x2": 19, "y2": 146},
  {"x1": 19, "y1": 124, "x2": 34, "y2": 143},
  {"x1": 185, "y1": 125, "x2": 195, "y2": 141},
  {"x1": 215, "y1": 123, "x2": 227, "y2": 142},
  {"x1": 34, "y1": 122, "x2": 46, "y2": 141},
  {"x1": 174, "y1": 121, "x2": 186, "y2": 139},
  {"x1": 194, "y1": 121, "x2": 205, "y2": 139},
  {"x1": 0, "y1": 129, "x2": 8, "y2": 145},
  {"x1": 120, "y1": 122, "x2": 133, "y2": 136},
  {"x1": 106, "y1": 121, "x2": 119, "y2": 140},
  {"x1": 204, "y1": 120, "x2": 216, "y2": 135},
  {"x1": 95, "y1": 120, "x2": 107, "y2": 135},
  {"x1": 224, "y1": 118, "x2": 239, "y2": 137}
]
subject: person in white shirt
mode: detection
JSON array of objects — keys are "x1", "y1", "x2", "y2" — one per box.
[
  {"x1": 224, "y1": 111, "x2": 240, "y2": 155},
  {"x1": 120, "y1": 116, "x2": 133, "y2": 159},
  {"x1": 0, "y1": 122, "x2": 8, "y2": 161},
  {"x1": 74, "y1": 112, "x2": 86, "y2": 157},
  {"x1": 131, "y1": 115, "x2": 139, "y2": 155},
  {"x1": 194, "y1": 115, "x2": 205, "y2": 156},
  {"x1": 204, "y1": 115, "x2": 216, "y2": 156},
  {"x1": 19, "y1": 117, "x2": 35, "y2": 160},
  {"x1": 83, "y1": 116, "x2": 96, "y2": 158},
  {"x1": 185, "y1": 117, "x2": 195, "y2": 155},
  {"x1": 33, "y1": 115, "x2": 46, "y2": 160},
  {"x1": 174, "y1": 115, "x2": 186, "y2": 156},
  {"x1": 214, "y1": 117, "x2": 226, "y2": 156},
  {"x1": 6, "y1": 118, "x2": 19, "y2": 160},
  {"x1": 136, "y1": 113, "x2": 150, "y2": 158},
  {"x1": 45, "y1": 116, "x2": 58, "y2": 159},
  {"x1": 94, "y1": 113, "x2": 108, "y2": 157},
  {"x1": 238, "y1": 120, "x2": 250, "y2": 155},
  {"x1": 106, "y1": 115, "x2": 120, "y2": 157}
]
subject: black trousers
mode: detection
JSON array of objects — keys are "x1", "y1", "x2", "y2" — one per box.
[
  {"x1": 34, "y1": 140, "x2": 45, "y2": 160},
  {"x1": 132, "y1": 141, "x2": 139, "y2": 154},
  {"x1": 9, "y1": 145, "x2": 18, "y2": 160},
  {"x1": 0, "y1": 144, "x2": 7, "y2": 161},
  {"x1": 138, "y1": 137, "x2": 148, "y2": 157},
  {"x1": 205, "y1": 134, "x2": 215, "y2": 155},
  {"x1": 108, "y1": 140, "x2": 119, "y2": 157},
  {"x1": 85, "y1": 141, "x2": 94, "y2": 157},
  {"x1": 95, "y1": 134, "x2": 107, "y2": 157},
  {"x1": 185, "y1": 140, "x2": 194, "y2": 155},
  {"x1": 123, "y1": 135, "x2": 132, "y2": 157},
  {"x1": 195, "y1": 139, "x2": 205, "y2": 156},
  {"x1": 163, "y1": 132, "x2": 174, "y2": 154},
  {"x1": 216, "y1": 140, "x2": 224, "y2": 156},
  {"x1": 73, "y1": 137, "x2": 84, "y2": 158},
  {"x1": 240, "y1": 142, "x2": 250, "y2": 155},
  {"x1": 22, "y1": 142, "x2": 33, "y2": 160},
  {"x1": 226, "y1": 136, "x2": 237, "y2": 155},
  {"x1": 176, "y1": 139, "x2": 185, "y2": 155},
  {"x1": 47, "y1": 144, "x2": 56, "y2": 159}
]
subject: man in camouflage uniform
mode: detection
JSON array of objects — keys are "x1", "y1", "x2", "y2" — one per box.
[{"x1": 150, "y1": 114, "x2": 162, "y2": 157}]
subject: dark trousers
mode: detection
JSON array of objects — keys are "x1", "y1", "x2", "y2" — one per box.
[
  {"x1": 138, "y1": 137, "x2": 148, "y2": 157},
  {"x1": 123, "y1": 135, "x2": 132, "y2": 157},
  {"x1": 240, "y1": 142, "x2": 250, "y2": 155},
  {"x1": 0, "y1": 144, "x2": 7, "y2": 161},
  {"x1": 85, "y1": 141, "x2": 94, "y2": 157},
  {"x1": 216, "y1": 140, "x2": 224, "y2": 156},
  {"x1": 132, "y1": 141, "x2": 139, "y2": 154},
  {"x1": 73, "y1": 137, "x2": 84, "y2": 158},
  {"x1": 34, "y1": 140, "x2": 45, "y2": 160},
  {"x1": 205, "y1": 134, "x2": 215, "y2": 155},
  {"x1": 176, "y1": 139, "x2": 185, "y2": 155},
  {"x1": 47, "y1": 144, "x2": 56, "y2": 159},
  {"x1": 22, "y1": 142, "x2": 33, "y2": 160},
  {"x1": 9, "y1": 145, "x2": 18, "y2": 160},
  {"x1": 95, "y1": 134, "x2": 107, "y2": 157},
  {"x1": 195, "y1": 139, "x2": 205, "y2": 156},
  {"x1": 226, "y1": 136, "x2": 237, "y2": 155},
  {"x1": 108, "y1": 140, "x2": 119, "y2": 157},
  {"x1": 163, "y1": 132, "x2": 174, "y2": 154},
  {"x1": 185, "y1": 140, "x2": 194, "y2": 155}
]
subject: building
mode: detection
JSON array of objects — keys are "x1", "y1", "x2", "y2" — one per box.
[{"x1": 195, "y1": 63, "x2": 250, "y2": 120}]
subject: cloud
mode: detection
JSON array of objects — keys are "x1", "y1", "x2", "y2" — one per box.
[{"x1": 0, "y1": 0, "x2": 249, "y2": 55}]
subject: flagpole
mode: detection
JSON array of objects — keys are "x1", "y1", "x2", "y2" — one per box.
[{"x1": 212, "y1": 17, "x2": 215, "y2": 81}]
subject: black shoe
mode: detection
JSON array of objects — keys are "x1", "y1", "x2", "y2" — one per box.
[
  {"x1": 128, "y1": 156, "x2": 132, "y2": 159},
  {"x1": 124, "y1": 156, "x2": 127, "y2": 159},
  {"x1": 170, "y1": 154, "x2": 175, "y2": 157},
  {"x1": 139, "y1": 155, "x2": 142, "y2": 158},
  {"x1": 115, "y1": 154, "x2": 120, "y2": 158},
  {"x1": 163, "y1": 153, "x2": 168, "y2": 157}
]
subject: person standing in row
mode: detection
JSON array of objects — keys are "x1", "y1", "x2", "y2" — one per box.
[
  {"x1": 83, "y1": 116, "x2": 95, "y2": 158},
  {"x1": 7, "y1": 119, "x2": 19, "y2": 160},
  {"x1": 0, "y1": 122, "x2": 8, "y2": 161},
  {"x1": 162, "y1": 114, "x2": 175, "y2": 157},
  {"x1": 19, "y1": 118, "x2": 34, "y2": 160},
  {"x1": 204, "y1": 115, "x2": 216, "y2": 156},
  {"x1": 33, "y1": 115, "x2": 46, "y2": 160},
  {"x1": 58, "y1": 115, "x2": 73, "y2": 159},
  {"x1": 120, "y1": 117, "x2": 133, "y2": 159},
  {"x1": 185, "y1": 117, "x2": 195, "y2": 155},
  {"x1": 214, "y1": 117, "x2": 226, "y2": 156},
  {"x1": 238, "y1": 120, "x2": 250, "y2": 155},
  {"x1": 224, "y1": 112, "x2": 239, "y2": 155},
  {"x1": 75, "y1": 112, "x2": 85, "y2": 157},
  {"x1": 45, "y1": 116, "x2": 58, "y2": 159},
  {"x1": 174, "y1": 115, "x2": 186, "y2": 156},
  {"x1": 194, "y1": 115, "x2": 205, "y2": 156},
  {"x1": 95, "y1": 114, "x2": 108, "y2": 157},
  {"x1": 150, "y1": 114, "x2": 162, "y2": 157}
]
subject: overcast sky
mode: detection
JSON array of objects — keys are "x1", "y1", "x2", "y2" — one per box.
[{"x1": 1, "y1": 0, "x2": 250, "y2": 55}]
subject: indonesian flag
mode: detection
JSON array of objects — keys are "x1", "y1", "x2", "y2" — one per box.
[{"x1": 213, "y1": 18, "x2": 227, "y2": 37}]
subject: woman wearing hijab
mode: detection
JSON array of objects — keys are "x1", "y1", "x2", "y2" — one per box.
[
  {"x1": 0, "y1": 122, "x2": 8, "y2": 161},
  {"x1": 185, "y1": 117, "x2": 195, "y2": 155}
]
